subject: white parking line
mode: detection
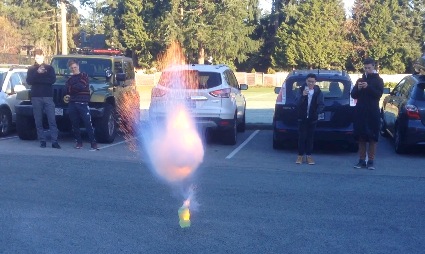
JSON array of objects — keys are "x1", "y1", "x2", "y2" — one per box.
[
  {"x1": 0, "y1": 136, "x2": 18, "y2": 141},
  {"x1": 93, "y1": 137, "x2": 137, "y2": 151},
  {"x1": 225, "y1": 130, "x2": 260, "y2": 159}
]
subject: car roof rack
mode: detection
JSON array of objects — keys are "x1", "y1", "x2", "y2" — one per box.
[
  {"x1": 70, "y1": 47, "x2": 123, "y2": 56},
  {"x1": 291, "y1": 69, "x2": 348, "y2": 77}
]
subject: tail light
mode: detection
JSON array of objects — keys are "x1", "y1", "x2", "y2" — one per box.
[
  {"x1": 405, "y1": 104, "x2": 420, "y2": 120},
  {"x1": 209, "y1": 88, "x2": 231, "y2": 98},
  {"x1": 151, "y1": 87, "x2": 166, "y2": 98},
  {"x1": 276, "y1": 83, "x2": 286, "y2": 104}
]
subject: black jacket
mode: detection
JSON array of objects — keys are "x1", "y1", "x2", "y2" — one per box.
[
  {"x1": 26, "y1": 63, "x2": 56, "y2": 97},
  {"x1": 295, "y1": 84, "x2": 325, "y2": 123},
  {"x1": 350, "y1": 73, "x2": 384, "y2": 142}
]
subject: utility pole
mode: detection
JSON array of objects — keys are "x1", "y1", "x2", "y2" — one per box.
[{"x1": 61, "y1": 0, "x2": 68, "y2": 55}]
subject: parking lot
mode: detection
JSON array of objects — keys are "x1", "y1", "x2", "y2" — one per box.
[{"x1": 1, "y1": 88, "x2": 424, "y2": 253}]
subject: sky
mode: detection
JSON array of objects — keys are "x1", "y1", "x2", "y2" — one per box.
[{"x1": 259, "y1": 0, "x2": 355, "y2": 15}]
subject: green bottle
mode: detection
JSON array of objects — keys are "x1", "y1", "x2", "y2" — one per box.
[{"x1": 178, "y1": 205, "x2": 191, "y2": 228}]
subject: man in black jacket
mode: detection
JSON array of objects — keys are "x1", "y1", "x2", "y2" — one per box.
[
  {"x1": 294, "y1": 73, "x2": 325, "y2": 165},
  {"x1": 351, "y1": 58, "x2": 384, "y2": 170},
  {"x1": 26, "y1": 49, "x2": 60, "y2": 148}
]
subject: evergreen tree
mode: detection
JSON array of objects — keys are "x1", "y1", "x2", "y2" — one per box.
[{"x1": 274, "y1": 0, "x2": 348, "y2": 70}]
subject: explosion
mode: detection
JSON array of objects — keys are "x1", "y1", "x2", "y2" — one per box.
[{"x1": 145, "y1": 41, "x2": 204, "y2": 227}]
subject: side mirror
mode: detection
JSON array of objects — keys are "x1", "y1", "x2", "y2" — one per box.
[
  {"x1": 383, "y1": 87, "x2": 390, "y2": 94},
  {"x1": 274, "y1": 87, "x2": 281, "y2": 94},
  {"x1": 239, "y1": 84, "x2": 248, "y2": 90},
  {"x1": 116, "y1": 73, "x2": 126, "y2": 82}
]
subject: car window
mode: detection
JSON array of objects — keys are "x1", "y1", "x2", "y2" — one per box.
[
  {"x1": 413, "y1": 83, "x2": 425, "y2": 101},
  {"x1": 400, "y1": 78, "x2": 414, "y2": 98},
  {"x1": 51, "y1": 58, "x2": 112, "y2": 80},
  {"x1": 224, "y1": 70, "x2": 238, "y2": 88},
  {"x1": 393, "y1": 79, "x2": 406, "y2": 96},
  {"x1": 285, "y1": 78, "x2": 351, "y2": 103},
  {"x1": 158, "y1": 70, "x2": 221, "y2": 89}
]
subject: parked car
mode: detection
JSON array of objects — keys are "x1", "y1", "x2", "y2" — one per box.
[
  {"x1": 15, "y1": 52, "x2": 140, "y2": 143},
  {"x1": 273, "y1": 69, "x2": 358, "y2": 151},
  {"x1": 149, "y1": 64, "x2": 248, "y2": 145},
  {"x1": 381, "y1": 74, "x2": 425, "y2": 153},
  {"x1": 0, "y1": 65, "x2": 29, "y2": 136}
]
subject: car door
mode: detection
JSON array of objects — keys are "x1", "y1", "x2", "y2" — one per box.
[
  {"x1": 385, "y1": 79, "x2": 406, "y2": 134},
  {"x1": 2, "y1": 71, "x2": 25, "y2": 122},
  {"x1": 225, "y1": 70, "x2": 245, "y2": 119}
]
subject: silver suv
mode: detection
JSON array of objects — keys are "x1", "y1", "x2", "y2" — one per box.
[
  {"x1": 149, "y1": 64, "x2": 248, "y2": 145},
  {"x1": 0, "y1": 65, "x2": 29, "y2": 136}
]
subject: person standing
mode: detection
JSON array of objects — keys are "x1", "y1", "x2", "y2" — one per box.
[
  {"x1": 294, "y1": 73, "x2": 324, "y2": 165},
  {"x1": 26, "y1": 49, "x2": 60, "y2": 148},
  {"x1": 351, "y1": 58, "x2": 384, "y2": 170},
  {"x1": 65, "y1": 59, "x2": 98, "y2": 150}
]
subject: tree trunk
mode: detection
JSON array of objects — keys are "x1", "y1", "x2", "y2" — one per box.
[{"x1": 198, "y1": 42, "x2": 205, "y2": 64}]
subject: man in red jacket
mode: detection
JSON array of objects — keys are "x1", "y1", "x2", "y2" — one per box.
[{"x1": 65, "y1": 59, "x2": 98, "y2": 150}]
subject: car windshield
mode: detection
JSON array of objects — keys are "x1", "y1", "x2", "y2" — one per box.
[
  {"x1": 158, "y1": 70, "x2": 222, "y2": 89},
  {"x1": 51, "y1": 58, "x2": 112, "y2": 80},
  {"x1": 285, "y1": 78, "x2": 352, "y2": 103},
  {"x1": 0, "y1": 71, "x2": 6, "y2": 83}
]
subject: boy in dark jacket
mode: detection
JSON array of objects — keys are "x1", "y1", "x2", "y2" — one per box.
[
  {"x1": 294, "y1": 73, "x2": 325, "y2": 165},
  {"x1": 351, "y1": 58, "x2": 384, "y2": 170},
  {"x1": 65, "y1": 59, "x2": 98, "y2": 150},
  {"x1": 26, "y1": 49, "x2": 60, "y2": 148}
]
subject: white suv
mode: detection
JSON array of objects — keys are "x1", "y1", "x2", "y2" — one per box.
[
  {"x1": 149, "y1": 64, "x2": 248, "y2": 145},
  {"x1": 0, "y1": 65, "x2": 29, "y2": 136}
]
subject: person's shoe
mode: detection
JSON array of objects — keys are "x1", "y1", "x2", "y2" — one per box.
[
  {"x1": 295, "y1": 155, "x2": 303, "y2": 164},
  {"x1": 354, "y1": 159, "x2": 367, "y2": 169},
  {"x1": 306, "y1": 155, "x2": 315, "y2": 165},
  {"x1": 90, "y1": 142, "x2": 99, "y2": 151},
  {"x1": 40, "y1": 141, "x2": 46, "y2": 148},
  {"x1": 52, "y1": 142, "x2": 61, "y2": 149},
  {"x1": 75, "y1": 142, "x2": 83, "y2": 149},
  {"x1": 367, "y1": 160, "x2": 375, "y2": 170}
]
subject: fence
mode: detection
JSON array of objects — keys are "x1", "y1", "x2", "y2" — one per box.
[
  {"x1": 135, "y1": 71, "x2": 409, "y2": 87},
  {"x1": 0, "y1": 54, "x2": 35, "y2": 65}
]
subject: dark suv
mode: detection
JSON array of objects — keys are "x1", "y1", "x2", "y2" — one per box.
[
  {"x1": 273, "y1": 69, "x2": 357, "y2": 151},
  {"x1": 15, "y1": 53, "x2": 140, "y2": 143},
  {"x1": 381, "y1": 74, "x2": 425, "y2": 153}
]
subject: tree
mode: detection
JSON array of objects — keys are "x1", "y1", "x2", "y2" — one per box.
[
  {"x1": 0, "y1": 16, "x2": 22, "y2": 54},
  {"x1": 274, "y1": 0, "x2": 348, "y2": 70}
]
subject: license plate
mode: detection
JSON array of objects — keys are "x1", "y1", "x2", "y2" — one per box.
[
  {"x1": 55, "y1": 108, "x2": 63, "y2": 116},
  {"x1": 318, "y1": 112, "x2": 331, "y2": 121}
]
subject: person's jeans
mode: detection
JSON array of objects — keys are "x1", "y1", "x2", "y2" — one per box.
[
  {"x1": 31, "y1": 97, "x2": 59, "y2": 142},
  {"x1": 298, "y1": 120, "x2": 316, "y2": 156},
  {"x1": 68, "y1": 102, "x2": 96, "y2": 143}
]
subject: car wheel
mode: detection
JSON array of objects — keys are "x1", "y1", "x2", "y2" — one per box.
[
  {"x1": 394, "y1": 126, "x2": 406, "y2": 154},
  {"x1": 380, "y1": 117, "x2": 389, "y2": 137},
  {"x1": 223, "y1": 114, "x2": 237, "y2": 145},
  {"x1": 16, "y1": 114, "x2": 37, "y2": 140},
  {"x1": 0, "y1": 108, "x2": 13, "y2": 136},
  {"x1": 94, "y1": 104, "x2": 116, "y2": 143},
  {"x1": 237, "y1": 110, "x2": 246, "y2": 133}
]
